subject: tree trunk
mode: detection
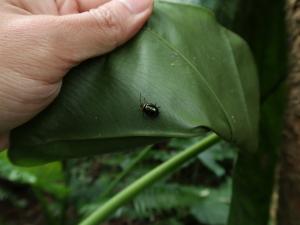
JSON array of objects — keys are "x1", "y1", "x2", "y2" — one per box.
[{"x1": 278, "y1": 0, "x2": 300, "y2": 224}]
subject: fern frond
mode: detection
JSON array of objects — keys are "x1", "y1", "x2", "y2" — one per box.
[{"x1": 132, "y1": 183, "x2": 206, "y2": 218}]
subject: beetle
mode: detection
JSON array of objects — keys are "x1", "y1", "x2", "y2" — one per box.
[{"x1": 140, "y1": 94, "x2": 160, "y2": 119}]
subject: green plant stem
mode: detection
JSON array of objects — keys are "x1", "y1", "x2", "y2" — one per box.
[
  {"x1": 101, "y1": 145, "x2": 152, "y2": 197},
  {"x1": 33, "y1": 188, "x2": 56, "y2": 225},
  {"x1": 79, "y1": 133, "x2": 220, "y2": 225}
]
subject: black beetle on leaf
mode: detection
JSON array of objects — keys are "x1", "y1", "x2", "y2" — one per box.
[{"x1": 140, "y1": 94, "x2": 160, "y2": 119}]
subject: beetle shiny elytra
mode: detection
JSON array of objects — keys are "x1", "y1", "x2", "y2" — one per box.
[{"x1": 140, "y1": 95, "x2": 160, "y2": 119}]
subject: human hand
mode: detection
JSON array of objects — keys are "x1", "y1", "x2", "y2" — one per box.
[{"x1": 0, "y1": 0, "x2": 153, "y2": 149}]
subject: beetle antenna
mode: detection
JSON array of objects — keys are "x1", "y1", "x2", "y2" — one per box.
[{"x1": 139, "y1": 93, "x2": 142, "y2": 105}]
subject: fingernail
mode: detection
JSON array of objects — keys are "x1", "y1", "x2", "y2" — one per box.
[{"x1": 118, "y1": 0, "x2": 153, "y2": 14}]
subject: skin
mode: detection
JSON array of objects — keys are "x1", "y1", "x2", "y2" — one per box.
[{"x1": 0, "y1": 0, "x2": 153, "y2": 149}]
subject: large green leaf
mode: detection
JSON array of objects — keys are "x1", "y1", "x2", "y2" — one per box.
[
  {"x1": 227, "y1": 0, "x2": 286, "y2": 224},
  {"x1": 9, "y1": 0, "x2": 259, "y2": 165},
  {"x1": 170, "y1": 0, "x2": 241, "y2": 28}
]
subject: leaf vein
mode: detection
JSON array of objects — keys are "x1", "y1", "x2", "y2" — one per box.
[{"x1": 145, "y1": 28, "x2": 233, "y2": 139}]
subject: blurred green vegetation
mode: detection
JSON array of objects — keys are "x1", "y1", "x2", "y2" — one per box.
[{"x1": 0, "y1": 138, "x2": 236, "y2": 225}]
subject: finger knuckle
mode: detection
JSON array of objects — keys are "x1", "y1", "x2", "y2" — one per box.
[{"x1": 89, "y1": 6, "x2": 125, "y2": 47}]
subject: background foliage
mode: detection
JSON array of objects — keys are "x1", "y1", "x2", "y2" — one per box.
[{"x1": 0, "y1": 139, "x2": 236, "y2": 225}]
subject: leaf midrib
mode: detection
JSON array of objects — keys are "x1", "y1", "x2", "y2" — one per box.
[{"x1": 145, "y1": 28, "x2": 233, "y2": 139}]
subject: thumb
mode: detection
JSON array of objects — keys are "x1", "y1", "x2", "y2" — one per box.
[{"x1": 53, "y1": 0, "x2": 153, "y2": 62}]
